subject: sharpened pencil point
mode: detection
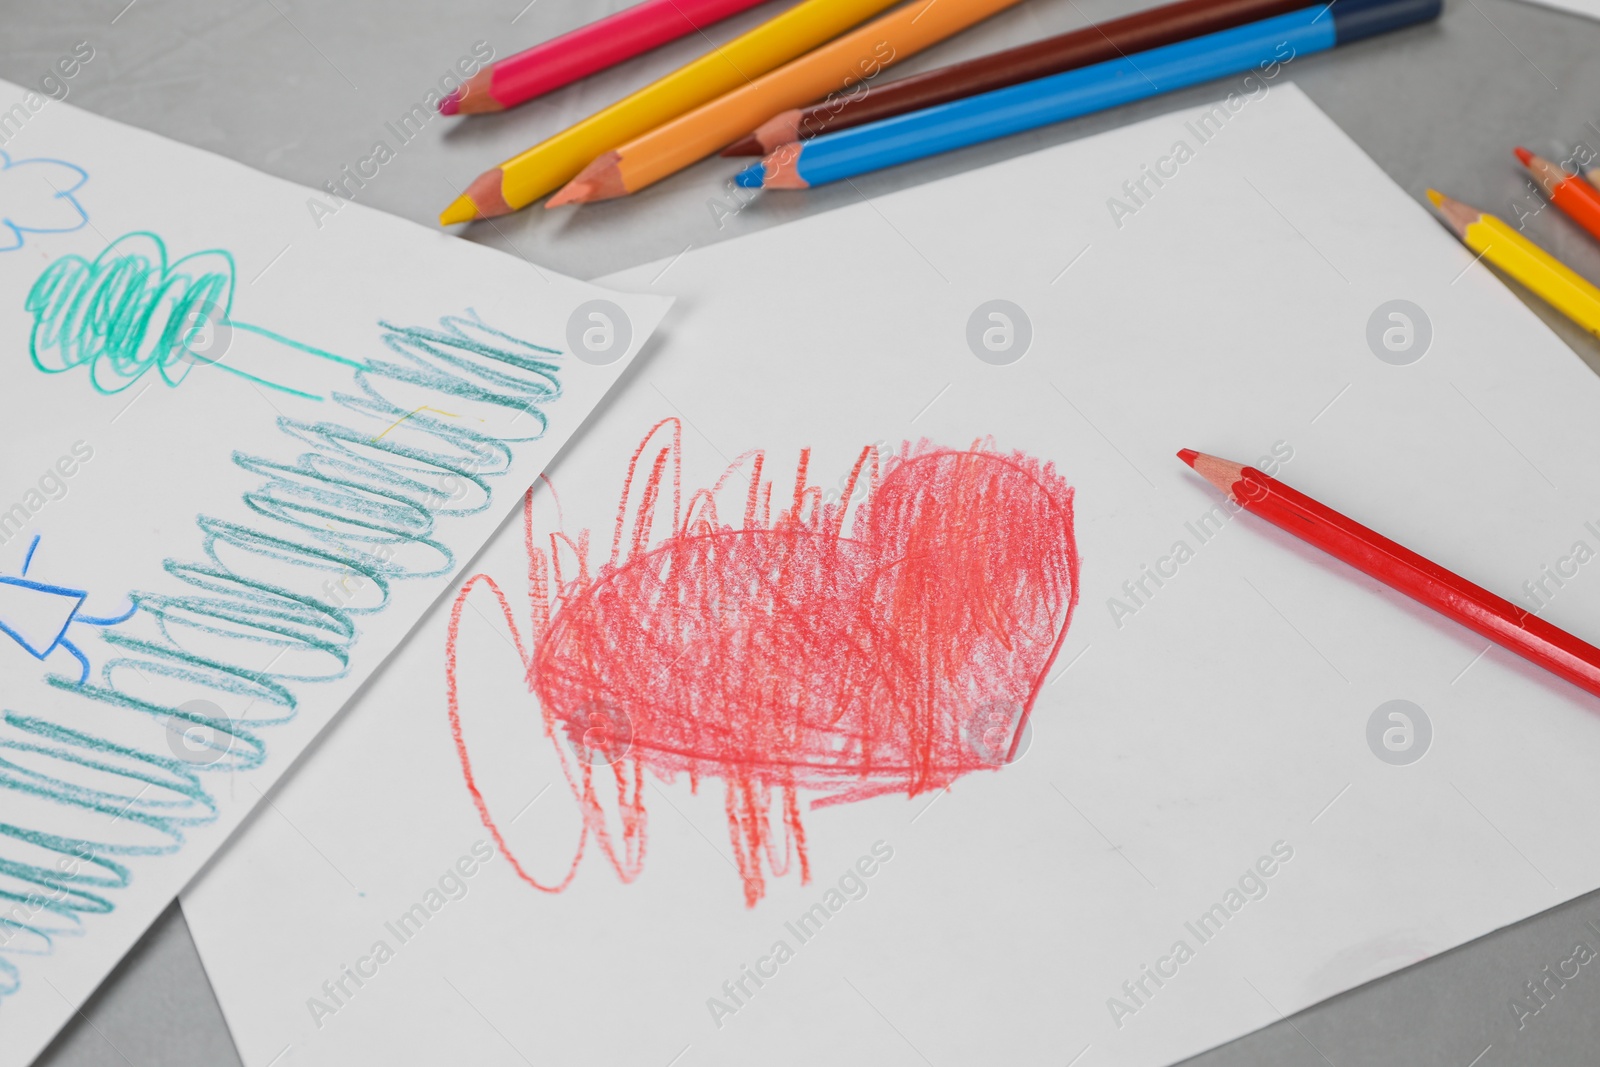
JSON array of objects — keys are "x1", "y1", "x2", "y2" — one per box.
[
  {"x1": 1425, "y1": 189, "x2": 1480, "y2": 238},
  {"x1": 439, "y1": 194, "x2": 479, "y2": 226},
  {"x1": 735, "y1": 163, "x2": 766, "y2": 189},
  {"x1": 1513, "y1": 146, "x2": 1533, "y2": 167},
  {"x1": 549, "y1": 152, "x2": 626, "y2": 205},
  {"x1": 546, "y1": 182, "x2": 588, "y2": 208},
  {"x1": 440, "y1": 169, "x2": 513, "y2": 224},
  {"x1": 1178, "y1": 450, "x2": 1246, "y2": 496},
  {"x1": 439, "y1": 90, "x2": 462, "y2": 116}
]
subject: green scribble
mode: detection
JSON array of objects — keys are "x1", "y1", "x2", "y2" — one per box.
[{"x1": 24, "y1": 231, "x2": 365, "y2": 400}]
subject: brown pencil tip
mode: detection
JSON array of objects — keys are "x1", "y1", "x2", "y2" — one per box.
[
  {"x1": 752, "y1": 109, "x2": 803, "y2": 155},
  {"x1": 721, "y1": 133, "x2": 765, "y2": 157}
]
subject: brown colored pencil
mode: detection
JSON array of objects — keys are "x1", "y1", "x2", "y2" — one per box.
[
  {"x1": 721, "y1": 0, "x2": 1312, "y2": 157},
  {"x1": 548, "y1": 0, "x2": 1024, "y2": 206}
]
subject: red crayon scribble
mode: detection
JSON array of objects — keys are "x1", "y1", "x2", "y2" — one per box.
[{"x1": 446, "y1": 419, "x2": 1079, "y2": 906}]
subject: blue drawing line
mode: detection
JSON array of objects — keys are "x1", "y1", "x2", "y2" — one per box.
[
  {"x1": 0, "y1": 152, "x2": 88, "y2": 253},
  {"x1": 0, "y1": 536, "x2": 137, "y2": 685},
  {"x1": 0, "y1": 308, "x2": 565, "y2": 999}
]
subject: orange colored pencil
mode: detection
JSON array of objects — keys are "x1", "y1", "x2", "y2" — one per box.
[
  {"x1": 1516, "y1": 146, "x2": 1600, "y2": 244},
  {"x1": 548, "y1": 0, "x2": 1025, "y2": 205}
]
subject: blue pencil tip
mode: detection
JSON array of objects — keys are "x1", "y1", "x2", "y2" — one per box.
[{"x1": 734, "y1": 164, "x2": 765, "y2": 189}]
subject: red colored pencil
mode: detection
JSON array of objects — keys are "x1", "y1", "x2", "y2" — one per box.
[
  {"x1": 1178, "y1": 449, "x2": 1600, "y2": 700},
  {"x1": 1516, "y1": 146, "x2": 1600, "y2": 244},
  {"x1": 441, "y1": 0, "x2": 774, "y2": 115}
]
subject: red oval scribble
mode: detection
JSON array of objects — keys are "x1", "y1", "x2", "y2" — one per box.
[{"x1": 447, "y1": 420, "x2": 1079, "y2": 906}]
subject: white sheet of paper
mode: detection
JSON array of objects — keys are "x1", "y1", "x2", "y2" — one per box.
[
  {"x1": 0, "y1": 80, "x2": 669, "y2": 1066},
  {"x1": 183, "y1": 82, "x2": 1600, "y2": 1067},
  {"x1": 1512, "y1": 0, "x2": 1600, "y2": 22}
]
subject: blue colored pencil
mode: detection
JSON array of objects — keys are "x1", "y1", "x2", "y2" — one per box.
[{"x1": 733, "y1": 0, "x2": 1440, "y2": 189}]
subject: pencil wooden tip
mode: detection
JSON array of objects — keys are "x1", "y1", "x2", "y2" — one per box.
[
  {"x1": 549, "y1": 153, "x2": 626, "y2": 205},
  {"x1": 1514, "y1": 149, "x2": 1566, "y2": 196},
  {"x1": 756, "y1": 143, "x2": 808, "y2": 190},
  {"x1": 753, "y1": 109, "x2": 803, "y2": 154},
  {"x1": 721, "y1": 134, "x2": 765, "y2": 157},
  {"x1": 1514, "y1": 146, "x2": 1534, "y2": 166},
  {"x1": 1425, "y1": 189, "x2": 1481, "y2": 238},
  {"x1": 1178, "y1": 450, "x2": 1246, "y2": 496},
  {"x1": 546, "y1": 182, "x2": 589, "y2": 208},
  {"x1": 447, "y1": 69, "x2": 504, "y2": 114},
  {"x1": 439, "y1": 169, "x2": 511, "y2": 224}
]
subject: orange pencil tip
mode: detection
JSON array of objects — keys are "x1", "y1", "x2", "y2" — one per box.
[
  {"x1": 546, "y1": 182, "x2": 588, "y2": 208},
  {"x1": 1514, "y1": 146, "x2": 1534, "y2": 166}
]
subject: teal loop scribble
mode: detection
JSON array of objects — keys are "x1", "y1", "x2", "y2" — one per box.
[
  {"x1": 26, "y1": 231, "x2": 233, "y2": 393},
  {"x1": 25, "y1": 231, "x2": 363, "y2": 400},
  {"x1": 0, "y1": 306, "x2": 566, "y2": 1001}
]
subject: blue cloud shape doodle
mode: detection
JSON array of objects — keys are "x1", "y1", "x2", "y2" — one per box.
[{"x1": 0, "y1": 151, "x2": 88, "y2": 252}]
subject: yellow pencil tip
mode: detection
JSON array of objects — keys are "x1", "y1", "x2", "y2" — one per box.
[
  {"x1": 439, "y1": 194, "x2": 479, "y2": 226},
  {"x1": 1425, "y1": 189, "x2": 1443, "y2": 207}
]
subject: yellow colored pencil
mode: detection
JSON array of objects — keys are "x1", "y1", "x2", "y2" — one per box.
[
  {"x1": 1428, "y1": 189, "x2": 1600, "y2": 337},
  {"x1": 549, "y1": 0, "x2": 1026, "y2": 205},
  {"x1": 439, "y1": 0, "x2": 905, "y2": 224}
]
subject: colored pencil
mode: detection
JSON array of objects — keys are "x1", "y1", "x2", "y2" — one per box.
[
  {"x1": 721, "y1": 0, "x2": 1312, "y2": 156},
  {"x1": 1427, "y1": 190, "x2": 1600, "y2": 338},
  {"x1": 441, "y1": 0, "x2": 776, "y2": 115},
  {"x1": 1178, "y1": 450, "x2": 1600, "y2": 701},
  {"x1": 1515, "y1": 147, "x2": 1600, "y2": 245},
  {"x1": 439, "y1": 0, "x2": 904, "y2": 224},
  {"x1": 734, "y1": 0, "x2": 1441, "y2": 190},
  {"x1": 547, "y1": 0, "x2": 1027, "y2": 205}
]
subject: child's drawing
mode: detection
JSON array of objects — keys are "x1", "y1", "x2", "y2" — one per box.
[
  {"x1": 0, "y1": 151, "x2": 87, "y2": 252},
  {"x1": 447, "y1": 419, "x2": 1080, "y2": 906},
  {"x1": 0, "y1": 534, "x2": 135, "y2": 686},
  {"x1": 25, "y1": 231, "x2": 364, "y2": 400}
]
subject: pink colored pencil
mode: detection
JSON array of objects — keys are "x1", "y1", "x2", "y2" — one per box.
[{"x1": 442, "y1": 0, "x2": 778, "y2": 115}]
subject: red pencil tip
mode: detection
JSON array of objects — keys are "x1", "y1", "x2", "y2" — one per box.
[
  {"x1": 1176, "y1": 448, "x2": 1199, "y2": 468},
  {"x1": 439, "y1": 90, "x2": 462, "y2": 116},
  {"x1": 1513, "y1": 146, "x2": 1533, "y2": 166}
]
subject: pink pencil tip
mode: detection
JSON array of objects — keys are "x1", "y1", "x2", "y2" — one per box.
[
  {"x1": 1513, "y1": 145, "x2": 1533, "y2": 166},
  {"x1": 439, "y1": 91, "x2": 462, "y2": 116}
]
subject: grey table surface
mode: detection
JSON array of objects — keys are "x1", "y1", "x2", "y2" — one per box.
[{"x1": 6, "y1": 0, "x2": 1600, "y2": 1064}]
